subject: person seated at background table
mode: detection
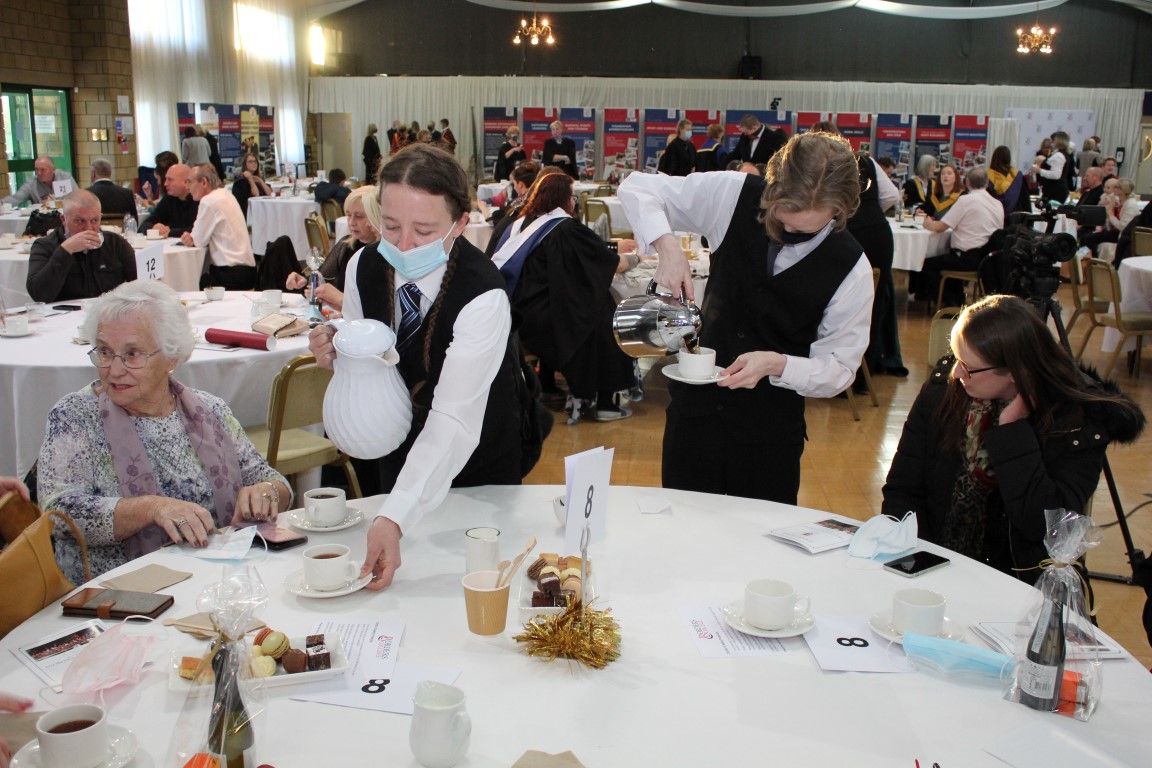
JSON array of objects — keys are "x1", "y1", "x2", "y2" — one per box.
[
  {"x1": 141, "y1": 163, "x2": 199, "y2": 238},
  {"x1": 619, "y1": 131, "x2": 873, "y2": 505},
  {"x1": 486, "y1": 162, "x2": 544, "y2": 244},
  {"x1": 1032, "y1": 131, "x2": 1075, "y2": 204},
  {"x1": 882, "y1": 295, "x2": 1144, "y2": 579},
  {"x1": 542, "y1": 121, "x2": 578, "y2": 179},
  {"x1": 492, "y1": 172, "x2": 635, "y2": 423},
  {"x1": 141, "y1": 151, "x2": 179, "y2": 203},
  {"x1": 658, "y1": 119, "x2": 696, "y2": 177},
  {"x1": 919, "y1": 166, "x2": 1004, "y2": 306},
  {"x1": 85, "y1": 157, "x2": 136, "y2": 219},
  {"x1": 2, "y1": 156, "x2": 77, "y2": 206},
  {"x1": 314, "y1": 167, "x2": 350, "y2": 210},
  {"x1": 180, "y1": 126, "x2": 210, "y2": 167},
  {"x1": 285, "y1": 184, "x2": 381, "y2": 311},
  {"x1": 26, "y1": 190, "x2": 136, "y2": 303},
  {"x1": 230, "y1": 152, "x2": 272, "y2": 217},
  {"x1": 1100, "y1": 156, "x2": 1118, "y2": 181},
  {"x1": 494, "y1": 125, "x2": 526, "y2": 182},
  {"x1": 694, "y1": 123, "x2": 728, "y2": 173},
  {"x1": 181, "y1": 164, "x2": 257, "y2": 290},
  {"x1": 903, "y1": 154, "x2": 937, "y2": 212},
  {"x1": 928, "y1": 163, "x2": 962, "y2": 218},
  {"x1": 1077, "y1": 166, "x2": 1106, "y2": 207},
  {"x1": 876, "y1": 156, "x2": 899, "y2": 184},
  {"x1": 36, "y1": 280, "x2": 292, "y2": 584},
  {"x1": 1082, "y1": 177, "x2": 1140, "y2": 257},
  {"x1": 308, "y1": 144, "x2": 528, "y2": 589},
  {"x1": 986, "y1": 145, "x2": 1029, "y2": 215}
]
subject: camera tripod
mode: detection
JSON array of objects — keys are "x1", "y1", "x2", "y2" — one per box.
[{"x1": 1027, "y1": 292, "x2": 1146, "y2": 585}]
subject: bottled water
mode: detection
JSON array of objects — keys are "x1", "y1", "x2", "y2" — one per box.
[{"x1": 123, "y1": 213, "x2": 137, "y2": 236}]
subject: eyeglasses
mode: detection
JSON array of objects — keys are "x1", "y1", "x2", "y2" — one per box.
[
  {"x1": 88, "y1": 347, "x2": 162, "y2": 369},
  {"x1": 955, "y1": 359, "x2": 998, "y2": 378}
]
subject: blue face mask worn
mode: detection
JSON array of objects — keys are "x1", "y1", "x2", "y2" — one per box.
[{"x1": 379, "y1": 229, "x2": 455, "y2": 280}]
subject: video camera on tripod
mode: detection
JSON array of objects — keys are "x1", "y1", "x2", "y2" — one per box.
[{"x1": 994, "y1": 204, "x2": 1106, "y2": 300}]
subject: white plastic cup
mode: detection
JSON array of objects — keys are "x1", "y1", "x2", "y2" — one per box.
[{"x1": 464, "y1": 527, "x2": 500, "y2": 575}]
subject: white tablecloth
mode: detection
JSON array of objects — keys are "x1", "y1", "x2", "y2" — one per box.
[
  {"x1": 248, "y1": 196, "x2": 319, "y2": 262},
  {"x1": 0, "y1": 484, "x2": 1147, "y2": 767},
  {"x1": 0, "y1": 239, "x2": 207, "y2": 306},
  {"x1": 1102, "y1": 254, "x2": 1152, "y2": 353},
  {"x1": 0, "y1": 292, "x2": 310, "y2": 476},
  {"x1": 600, "y1": 197, "x2": 632, "y2": 230},
  {"x1": 891, "y1": 219, "x2": 952, "y2": 272},
  {"x1": 333, "y1": 216, "x2": 349, "y2": 244},
  {"x1": 476, "y1": 182, "x2": 510, "y2": 204},
  {"x1": 0, "y1": 210, "x2": 32, "y2": 235}
]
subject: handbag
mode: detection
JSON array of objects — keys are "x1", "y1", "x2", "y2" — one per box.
[
  {"x1": 22, "y1": 209, "x2": 63, "y2": 237},
  {"x1": 0, "y1": 491, "x2": 91, "y2": 639},
  {"x1": 251, "y1": 312, "x2": 308, "y2": 339}
]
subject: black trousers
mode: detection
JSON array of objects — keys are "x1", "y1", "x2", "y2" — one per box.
[
  {"x1": 201, "y1": 264, "x2": 258, "y2": 291},
  {"x1": 919, "y1": 248, "x2": 986, "y2": 305}
]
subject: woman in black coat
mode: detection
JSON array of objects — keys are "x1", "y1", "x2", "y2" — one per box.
[{"x1": 362, "y1": 123, "x2": 382, "y2": 184}]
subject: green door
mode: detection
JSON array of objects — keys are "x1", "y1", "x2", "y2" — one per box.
[{"x1": 2, "y1": 85, "x2": 73, "y2": 196}]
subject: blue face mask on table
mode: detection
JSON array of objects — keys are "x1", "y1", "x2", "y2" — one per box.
[
  {"x1": 379, "y1": 229, "x2": 455, "y2": 281},
  {"x1": 902, "y1": 633, "x2": 1015, "y2": 683}
]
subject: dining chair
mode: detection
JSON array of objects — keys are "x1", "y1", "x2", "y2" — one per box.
[
  {"x1": 244, "y1": 355, "x2": 362, "y2": 498},
  {"x1": 304, "y1": 212, "x2": 330, "y2": 255},
  {"x1": 593, "y1": 184, "x2": 613, "y2": 197},
  {"x1": 1066, "y1": 254, "x2": 1108, "y2": 338},
  {"x1": 926, "y1": 306, "x2": 963, "y2": 372},
  {"x1": 935, "y1": 269, "x2": 982, "y2": 311},
  {"x1": 841, "y1": 268, "x2": 883, "y2": 420},
  {"x1": 1132, "y1": 227, "x2": 1152, "y2": 258},
  {"x1": 1076, "y1": 258, "x2": 1152, "y2": 379},
  {"x1": 584, "y1": 198, "x2": 633, "y2": 240},
  {"x1": 319, "y1": 199, "x2": 342, "y2": 234}
]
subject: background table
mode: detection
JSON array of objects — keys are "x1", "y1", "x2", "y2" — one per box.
[
  {"x1": 0, "y1": 485, "x2": 1147, "y2": 767},
  {"x1": 1101, "y1": 254, "x2": 1152, "y2": 354},
  {"x1": 248, "y1": 196, "x2": 319, "y2": 261},
  {"x1": 476, "y1": 182, "x2": 510, "y2": 204},
  {"x1": 891, "y1": 219, "x2": 952, "y2": 272},
  {"x1": 0, "y1": 291, "x2": 310, "y2": 476},
  {"x1": 0, "y1": 209, "x2": 32, "y2": 236}
]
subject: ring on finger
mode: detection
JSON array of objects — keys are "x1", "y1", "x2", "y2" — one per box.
[{"x1": 177, "y1": 517, "x2": 189, "y2": 528}]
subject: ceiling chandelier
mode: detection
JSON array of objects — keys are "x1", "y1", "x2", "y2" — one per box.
[
  {"x1": 1016, "y1": 2, "x2": 1055, "y2": 54},
  {"x1": 513, "y1": 6, "x2": 554, "y2": 46}
]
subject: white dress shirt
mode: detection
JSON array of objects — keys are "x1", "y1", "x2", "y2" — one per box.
[
  {"x1": 342, "y1": 247, "x2": 512, "y2": 534},
  {"x1": 939, "y1": 188, "x2": 1005, "y2": 252},
  {"x1": 1036, "y1": 151, "x2": 1067, "y2": 181},
  {"x1": 190, "y1": 188, "x2": 255, "y2": 267},
  {"x1": 872, "y1": 159, "x2": 900, "y2": 212},
  {"x1": 619, "y1": 171, "x2": 873, "y2": 398}
]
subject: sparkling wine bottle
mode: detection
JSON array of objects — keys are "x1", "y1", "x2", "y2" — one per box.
[
  {"x1": 206, "y1": 642, "x2": 255, "y2": 768},
  {"x1": 1017, "y1": 581, "x2": 1067, "y2": 711}
]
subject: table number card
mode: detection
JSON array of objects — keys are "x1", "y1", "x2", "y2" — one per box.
[
  {"x1": 52, "y1": 179, "x2": 74, "y2": 197},
  {"x1": 135, "y1": 241, "x2": 165, "y2": 281},
  {"x1": 563, "y1": 446, "x2": 613, "y2": 555},
  {"x1": 802, "y1": 614, "x2": 912, "y2": 673}
]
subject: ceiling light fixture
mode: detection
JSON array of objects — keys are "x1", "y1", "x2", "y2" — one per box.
[
  {"x1": 1016, "y1": 2, "x2": 1055, "y2": 54},
  {"x1": 513, "y1": 4, "x2": 554, "y2": 46}
]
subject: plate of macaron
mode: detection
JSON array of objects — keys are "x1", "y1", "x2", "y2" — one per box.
[
  {"x1": 169, "y1": 628, "x2": 348, "y2": 693},
  {"x1": 518, "y1": 552, "x2": 596, "y2": 620}
]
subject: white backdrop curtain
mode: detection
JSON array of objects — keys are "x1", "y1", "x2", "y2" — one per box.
[
  {"x1": 310, "y1": 76, "x2": 1141, "y2": 181},
  {"x1": 129, "y1": 0, "x2": 309, "y2": 168}
]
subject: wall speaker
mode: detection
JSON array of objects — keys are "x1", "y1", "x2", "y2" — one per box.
[{"x1": 739, "y1": 55, "x2": 762, "y2": 80}]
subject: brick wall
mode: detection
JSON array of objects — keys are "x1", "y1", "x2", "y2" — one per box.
[{"x1": 0, "y1": 0, "x2": 136, "y2": 198}]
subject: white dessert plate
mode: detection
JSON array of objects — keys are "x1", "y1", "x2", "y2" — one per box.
[
  {"x1": 284, "y1": 567, "x2": 371, "y2": 598},
  {"x1": 11, "y1": 724, "x2": 137, "y2": 768},
  {"x1": 868, "y1": 610, "x2": 964, "y2": 645},
  {"x1": 722, "y1": 600, "x2": 815, "y2": 639},
  {"x1": 282, "y1": 506, "x2": 364, "y2": 532},
  {"x1": 0, "y1": 328, "x2": 33, "y2": 338},
  {"x1": 518, "y1": 563, "x2": 597, "y2": 619},
  {"x1": 169, "y1": 633, "x2": 349, "y2": 694},
  {"x1": 661, "y1": 364, "x2": 727, "y2": 385}
]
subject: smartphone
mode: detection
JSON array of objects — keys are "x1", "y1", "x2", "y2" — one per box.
[
  {"x1": 883, "y1": 550, "x2": 951, "y2": 578},
  {"x1": 253, "y1": 522, "x2": 308, "y2": 551},
  {"x1": 53, "y1": 304, "x2": 82, "y2": 311}
]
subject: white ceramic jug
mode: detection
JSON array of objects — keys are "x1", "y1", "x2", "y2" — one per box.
[
  {"x1": 322, "y1": 318, "x2": 412, "y2": 459},
  {"x1": 409, "y1": 680, "x2": 471, "y2": 768}
]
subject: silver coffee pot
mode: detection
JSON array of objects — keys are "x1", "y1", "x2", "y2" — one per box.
[{"x1": 613, "y1": 280, "x2": 702, "y2": 358}]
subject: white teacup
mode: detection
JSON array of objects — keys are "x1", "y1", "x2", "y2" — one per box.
[
  {"x1": 145, "y1": 228, "x2": 163, "y2": 240},
  {"x1": 891, "y1": 588, "x2": 946, "y2": 636},
  {"x1": 2, "y1": 202, "x2": 12, "y2": 213},
  {"x1": 262, "y1": 289, "x2": 283, "y2": 306},
  {"x1": 410, "y1": 680, "x2": 471, "y2": 768},
  {"x1": 677, "y1": 346, "x2": 717, "y2": 380},
  {"x1": 3, "y1": 314, "x2": 30, "y2": 335},
  {"x1": 304, "y1": 487, "x2": 347, "y2": 528},
  {"x1": 130, "y1": 234, "x2": 147, "y2": 248},
  {"x1": 205, "y1": 286, "x2": 225, "y2": 301},
  {"x1": 36, "y1": 704, "x2": 109, "y2": 768},
  {"x1": 302, "y1": 543, "x2": 355, "y2": 591},
  {"x1": 744, "y1": 579, "x2": 810, "y2": 631},
  {"x1": 0, "y1": 232, "x2": 15, "y2": 248}
]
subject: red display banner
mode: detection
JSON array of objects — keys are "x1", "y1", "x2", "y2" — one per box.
[
  {"x1": 603, "y1": 108, "x2": 640, "y2": 176},
  {"x1": 952, "y1": 115, "x2": 989, "y2": 169},
  {"x1": 835, "y1": 113, "x2": 873, "y2": 153},
  {"x1": 796, "y1": 112, "x2": 831, "y2": 134},
  {"x1": 684, "y1": 109, "x2": 722, "y2": 148},
  {"x1": 522, "y1": 107, "x2": 559, "y2": 166}
]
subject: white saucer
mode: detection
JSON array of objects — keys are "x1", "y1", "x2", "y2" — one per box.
[
  {"x1": 284, "y1": 567, "x2": 371, "y2": 598},
  {"x1": 12, "y1": 724, "x2": 138, "y2": 768},
  {"x1": 283, "y1": 507, "x2": 364, "y2": 532},
  {"x1": 662, "y1": 364, "x2": 727, "y2": 385},
  {"x1": 868, "y1": 610, "x2": 964, "y2": 645},
  {"x1": 0, "y1": 328, "x2": 33, "y2": 338},
  {"x1": 721, "y1": 600, "x2": 815, "y2": 639}
]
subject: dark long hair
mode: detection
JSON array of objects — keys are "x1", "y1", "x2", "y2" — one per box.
[
  {"x1": 989, "y1": 146, "x2": 1013, "y2": 176},
  {"x1": 519, "y1": 172, "x2": 574, "y2": 227},
  {"x1": 938, "y1": 295, "x2": 1143, "y2": 448}
]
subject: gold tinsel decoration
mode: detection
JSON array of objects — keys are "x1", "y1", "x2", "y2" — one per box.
[{"x1": 513, "y1": 599, "x2": 621, "y2": 669}]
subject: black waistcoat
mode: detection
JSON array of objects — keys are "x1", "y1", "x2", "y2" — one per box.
[
  {"x1": 673, "y1": 174, "x2": 862, "y2": 439},
  {"x1": 356, "y1": 240, "x2": 523, "y2": 491}
]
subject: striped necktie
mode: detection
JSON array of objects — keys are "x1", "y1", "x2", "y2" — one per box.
[{"x1": 396, "y1": 282, "x2": 423, "y2": 353}]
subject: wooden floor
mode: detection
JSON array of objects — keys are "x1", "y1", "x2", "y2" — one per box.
[{"x1": 524, "y1": 280, "x2": 1152, "y2": 668}]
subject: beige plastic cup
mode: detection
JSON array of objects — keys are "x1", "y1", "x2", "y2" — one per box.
[{"x1": 462, "y1": 571, "x2": 510, "y2": 636}]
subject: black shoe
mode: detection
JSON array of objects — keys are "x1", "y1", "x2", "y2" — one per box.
[{"x1": 539, "y1": 388, "x2": 567, "y2": 408}]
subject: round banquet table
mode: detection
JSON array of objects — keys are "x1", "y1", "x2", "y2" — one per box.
[
  {"x1": 1101, "y1": 254, "x2": 1152, "y2": 354},
  {"x1": 0, "y1": 485, "x2": 1147, "y2": 767},
  {"x1": 890, "y1": 219, "x2": 952, "y2": 272},
  {"x1": 247, "y1": 196, "x2": 319, "y2": 262},
  {"x1": 0, "y1": 291, "x2": 310, "y2": 476},
  {"x1": 0, "y1": 209, "x2": 32, "y2": 236}
]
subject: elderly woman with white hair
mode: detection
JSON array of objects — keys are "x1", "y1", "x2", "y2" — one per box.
[{"x1": 37, "y1": 280, "x2": 291, "y2": 582}]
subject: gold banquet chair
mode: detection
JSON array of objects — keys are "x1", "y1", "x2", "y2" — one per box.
[
  {"x1": 319, "y1": 199, "x2": 343, "y2": 234},
  {"x1": 1132, "y1": 227, "x2": 1152, "y2": 258},
  {"x1": 245, "y1": 355, "x2": 362, "y2": 498},
  {"x1": 304, "y1": 212, "x2": 330, "y2": 255},
  {"x1": 1066, "y1": 254, "x2": 1107, "y2": 338},
  {"x1": 927, "y1": 307, "x2": 963, "y2": 372},
  {"x1": 584, "y1": 198, "x2": 633, "y2": 240},
  {"x1": 1076, "y1": 258, "x2": 1152, "y2": 379},
  {"x1": 841, "y1": 268, "x2": 882, "y2": 420}
]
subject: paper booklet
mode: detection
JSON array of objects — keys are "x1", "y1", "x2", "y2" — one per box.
[
  {"x1": 971, "y1": 621, "x2": 1128, "y2": 661},
  {"x1": 765, "y1": 518, "x2": 860, "y2": 554},
  {"x1": 12, "y1": 620, "x2": 108, "y2": 689}
]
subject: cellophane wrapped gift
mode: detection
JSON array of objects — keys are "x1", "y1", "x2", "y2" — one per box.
[
  {"x1": 1003, "y1": 508, "x2": 1103, "y2": 721},
  {"x1": 169, "y1": 565, "x2": 269, "y2": 767}
]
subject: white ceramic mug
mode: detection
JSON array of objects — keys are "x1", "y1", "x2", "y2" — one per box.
[
  {"x1": 146, "y1": 229, "x2": 163, "y2": 240},
  {"x1": 205, "y1": 286, "x2": 225, "y2": 301},
  {"x1": 304, "y1": 487, "x2": 346, "y2": 528},
  {"x1": 745, "y1": 579, "x2": 810, "y2": 631},
  {"x1": 130, "y1": 234, "x2": 147, "y2": 249},
  {"x1": 409, "y1": 680, "x2": 471, "y2": 768},
  {"x1": 677, "y1": 347, "x2": 717, "y2": 380},
  {"x1": 262, "y1": 289, "x2": 283, "y2": 306},
  {"x1": 302, "y1": 543, "x2": 355, "y2": 591},
  {"x1": 464, "y1": 527, "x2": 500, "y2": 575},
  {"x1": 0, "y1": 232, "x2": 15, "y2": 247},
  {"x1": 891, "y1": 588, "x2": 946, "y2": 636},
  {"x1": 36, "y1": 704, "x2": 109, "y2": 768}
]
